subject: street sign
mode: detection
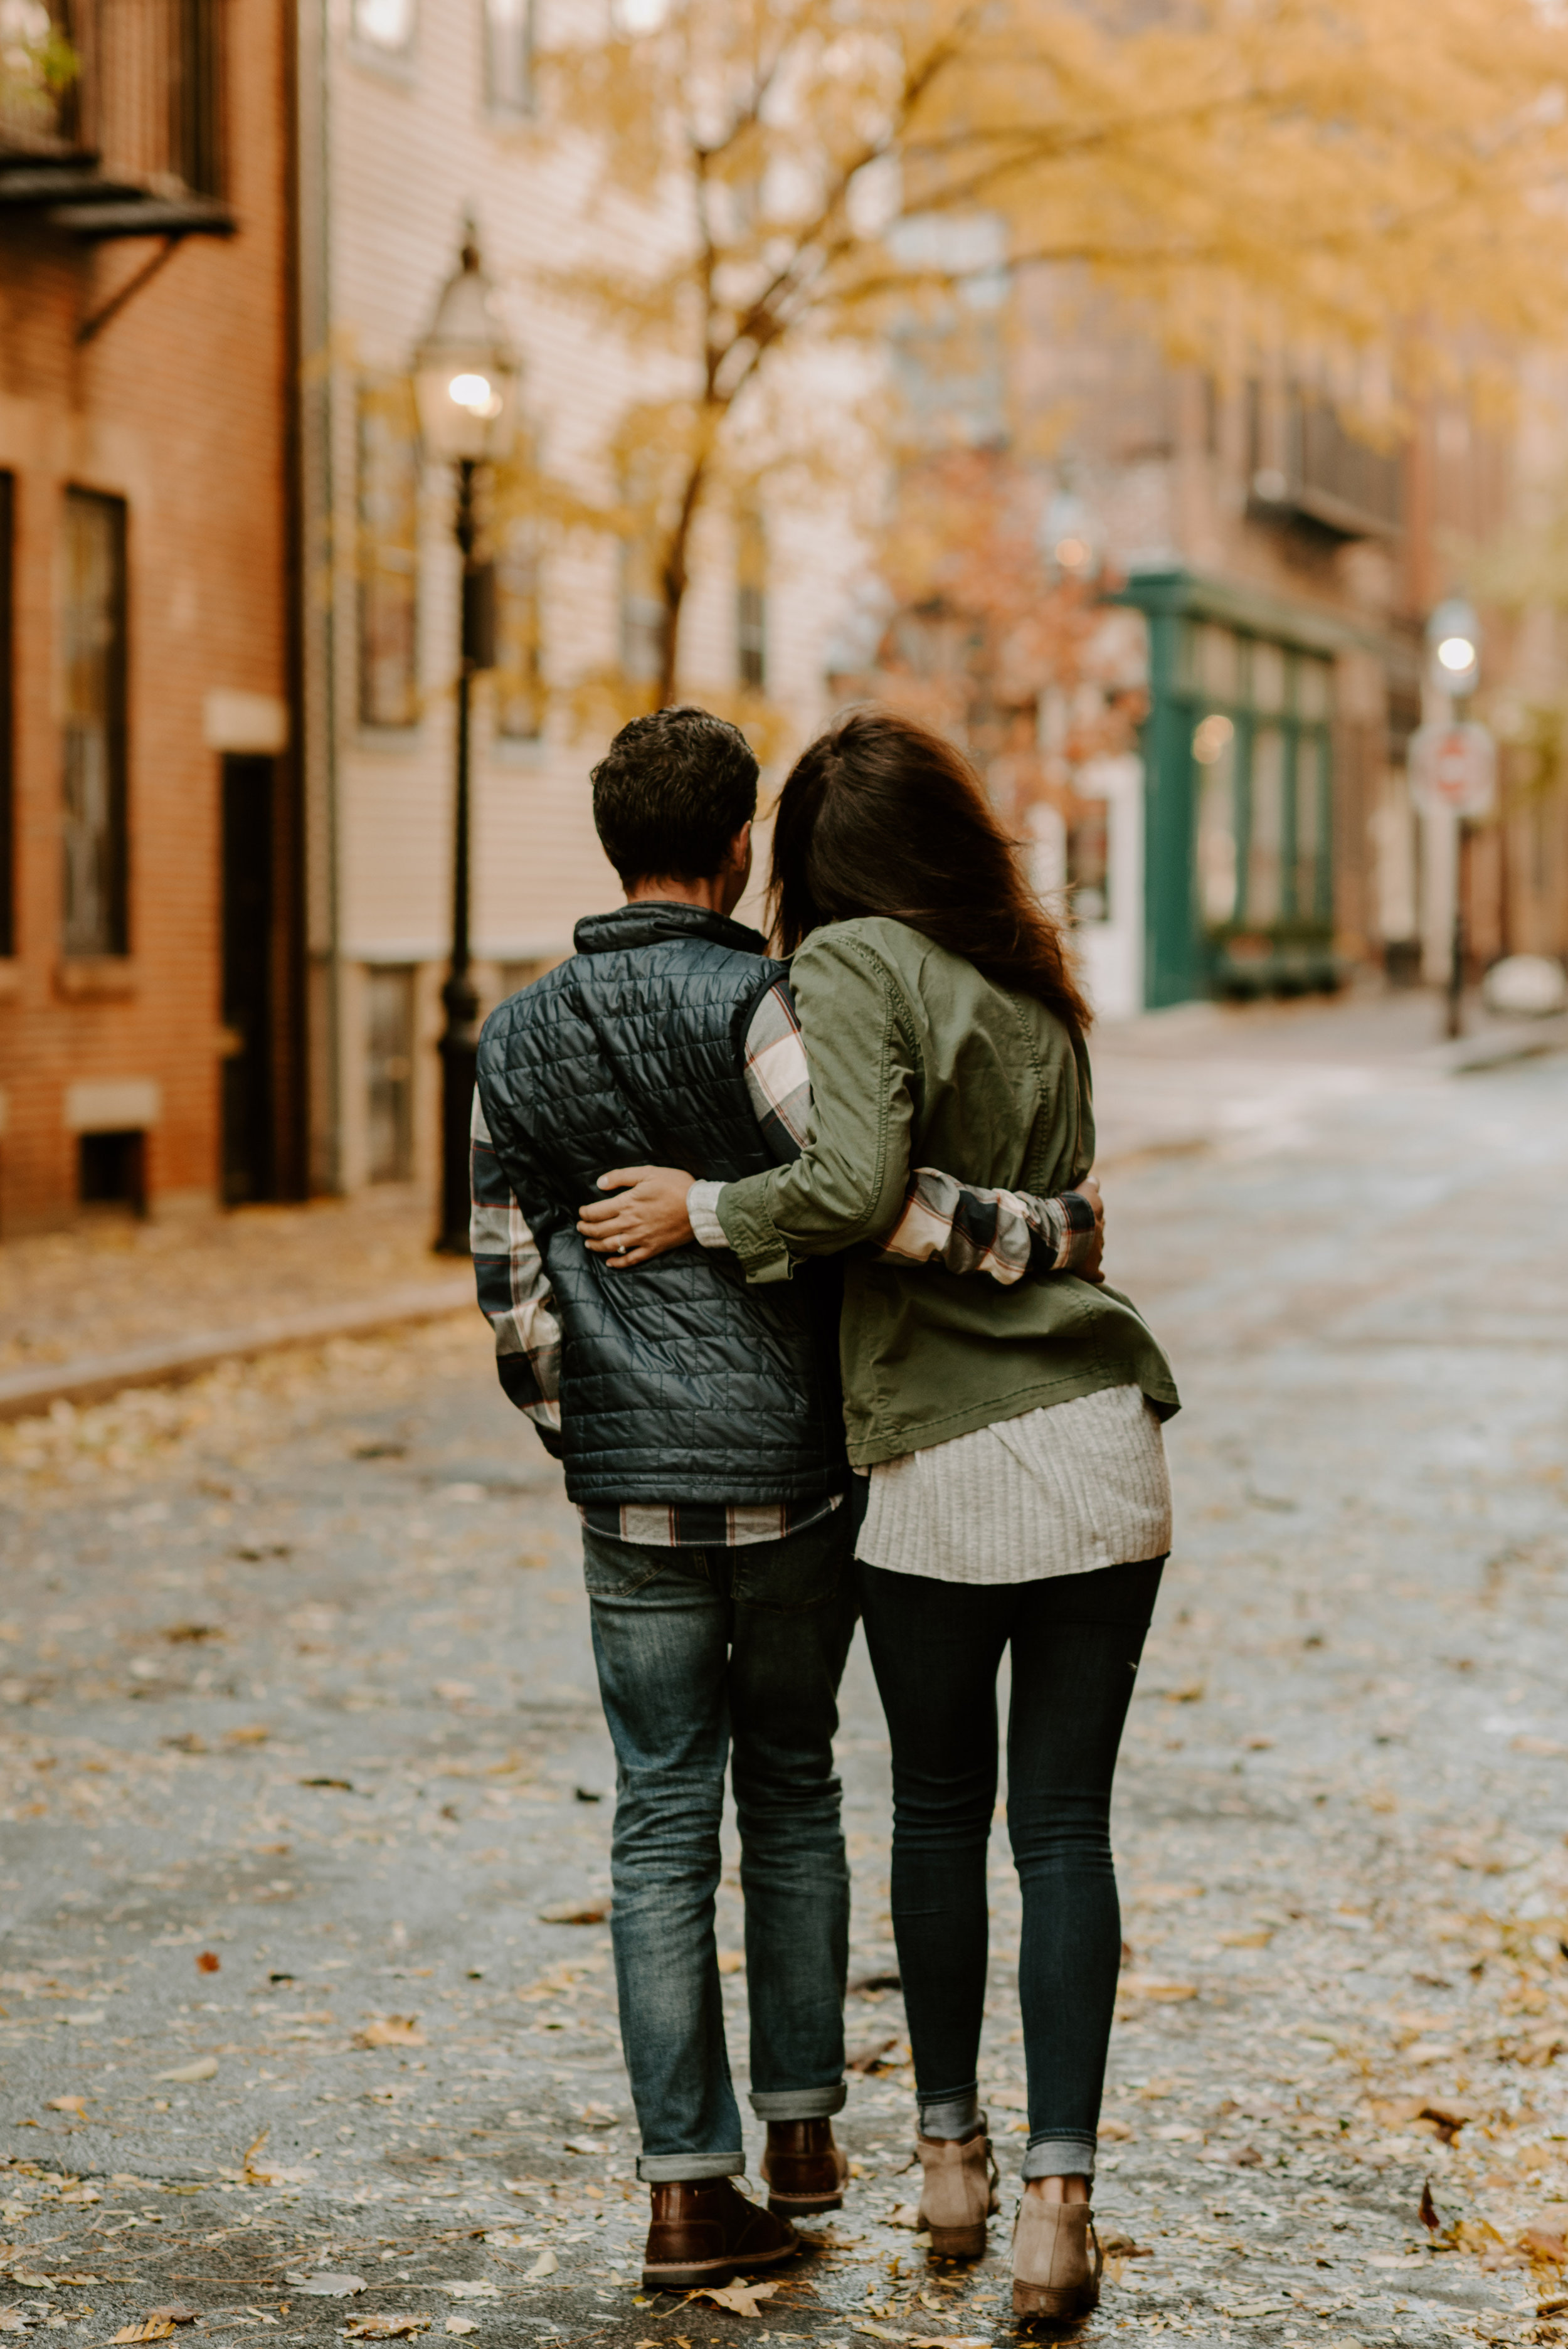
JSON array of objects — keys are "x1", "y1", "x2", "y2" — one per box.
[{"x1": 1407, "y1": 721, "x2": 1496, "y2": 819}]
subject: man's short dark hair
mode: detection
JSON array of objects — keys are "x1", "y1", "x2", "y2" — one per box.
[{"x1": 590, "y1": 706, "x2": 760, "y2": 885}]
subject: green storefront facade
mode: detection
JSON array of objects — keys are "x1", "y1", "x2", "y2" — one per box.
[{"x1": 1116, "y1": 569, "x2": 1369, "y2": 1009}]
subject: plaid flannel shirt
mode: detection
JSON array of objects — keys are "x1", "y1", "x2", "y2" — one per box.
[{"x1": 472, "y1": 976, "x2": 1097, "y2": 1548}]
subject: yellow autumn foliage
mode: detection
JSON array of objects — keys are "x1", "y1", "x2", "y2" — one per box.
[{"x1": 534, "y1": 0, "x2": 1568, "y2": 698}]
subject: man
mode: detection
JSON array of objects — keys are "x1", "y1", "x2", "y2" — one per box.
[{"x1": 471, "y1": 706, "x2": 1099, "y2": 2293}]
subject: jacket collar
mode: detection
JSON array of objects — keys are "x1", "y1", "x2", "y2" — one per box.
[{"x1": 573, "y1": 901, "x2": 767, "y2": 958}]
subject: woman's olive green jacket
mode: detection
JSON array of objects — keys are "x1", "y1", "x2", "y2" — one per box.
[{"x1": 715, "y1": 916, "x2": 1179, "y2": 1469}]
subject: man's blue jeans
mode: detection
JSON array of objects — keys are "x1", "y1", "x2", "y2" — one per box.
[{"x1": 582, "y1": 1507, "x2": 856, "y2": 2183}]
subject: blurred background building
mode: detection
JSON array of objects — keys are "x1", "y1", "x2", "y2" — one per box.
[
  {"x1": 294, "y1": 0, "x2": 862, "y2": 1201},
  {"x1": 1, "y1": 1, "x2": 1566, "y2": 1234},
  {"x1": 0, "y1": 0, "x2": 298, "y2": 1233}
]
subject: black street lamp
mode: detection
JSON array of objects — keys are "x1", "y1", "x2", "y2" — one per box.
[{"x1": 413, "y1": 221, "x2": 520, "y2": 1253}]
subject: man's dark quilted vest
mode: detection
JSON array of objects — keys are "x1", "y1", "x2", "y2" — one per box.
[{"x1": 475, "y1": 901, "x2": 847, "y2": 1507}]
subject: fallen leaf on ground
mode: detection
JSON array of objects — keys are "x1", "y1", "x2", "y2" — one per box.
[
  {"x1": 523, "y1": 2251, "x2": 556, "y2": 2280},
  {"x1": 1418, "y1": 2103, "x2": 1473, "y2": 2145},
  {"x1": 537, "y1": 1901, "x2": 609, "y2": 1926},
  {"x1": 10, "y1": 2277, "x2": 53, "y2": 2290},
  {"x1": 716, "y1": 1950, "x2": 745, "y2": 1975},
  {"x1": 0, "y1": 2315, "x2": 26, "y2": 2333},
  {"x1": 283, "y1": 2274, "x2": 367, "y2": 2298},
  {"x1": 845, "y1": 2036, "x2": 901, "y2": 2072},
  {"x1": 155, "y1": 2057, "x2": 218, "y2": 2084},
  {"x1": 113, "y1": 2323, "x2": 176, "y2": 2344},
  {"x1": 686, "y1": 2279, "x2": 780, "y2": 2316},
  {"x1": 1130, "y1": 1882, "x2": 1205, "y2": 1906},
  {"x1": 1118, "y1": 1975, "x2": 1199, "y2": 2002},
  {"x1": 354, "y1": 2017, "x2": 424, "y2": 2049},
  {"x1": 145, "y1": 2308, "x2": 198, "y2": 2326},
  {"x1": 343, "y1": 2319, "x2": 429, "y2": 2339},
  {"x1": 886, "y1": 2204, "x2": 923, "y2": 2228},
  {"x1": 562, "y1": 2138, "x2": 609, "y2": 2156},
  {"x1": 1522, "y1": 2229, "x2": 1568, "y2": 2264},
  {"x1": 1419, "y1": 2180, "x2": 1441, "y2": 2232},
  {"x1": 1513, "y1": 1735, "x2": 1568, "y2": 1758},
  {"x1": 45, "y1": 2097, "x2": 87, "y2": 2114},
  {"x1": 1097, "y1": 2118, "x2": 1135, "y2": 2141},
  {"x1": 438, "y1": 2283, "x2": 497, "y2": 2302},
  {"x1": 1217, "y1": 1929, "x2": 1272, "y2": 1948},
  {"x1": 195, "y1": 1953, "x2": 220, "y2": 1975},
  {"x1": 224, "y1": 1724, "x2": 270, "y2": 1746},
  {"x1": 444, "y1": 2323, "x2": 477, "y2": 2338}
]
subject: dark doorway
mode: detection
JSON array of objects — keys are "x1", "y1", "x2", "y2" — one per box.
[
  {"x1": 79, "y1": 1130, "x2": 146, "y2": 1214},
  {"x1": 221, "y1": 755, "x2": 275, "y2": 1204}
]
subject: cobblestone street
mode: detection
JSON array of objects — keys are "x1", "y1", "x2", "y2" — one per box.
[{"x1": 1, "y1": 1033, "x2": 1567, "y2": 2349}]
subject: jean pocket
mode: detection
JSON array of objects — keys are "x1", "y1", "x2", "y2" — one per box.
[
  {"x1": 580, "y1": 1523, "x2": 698, "y2": 1600},
  {"x1": 581, "y1": 1549, "x2": 671, "y2": 1601},
  {"x1": 731, "y1": 1512, "x2": 852, "y2": 1611}
]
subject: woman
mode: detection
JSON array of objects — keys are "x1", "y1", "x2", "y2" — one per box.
[{"x1": 578, "y1": 709, "x2": 1179, "y2": 2323}]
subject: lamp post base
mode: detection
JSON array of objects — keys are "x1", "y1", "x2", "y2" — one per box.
[{"x1": 435, "y1": 969, "x2": 480, "y2": 1256}]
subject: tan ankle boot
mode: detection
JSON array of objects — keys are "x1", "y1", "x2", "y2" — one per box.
[
  {"x1": 1010, "y1": 2195, "x2": 1102, "y2": 2321},
  {"x1": 914, "y1": 2119, "x2": 999, "y2": 2259}
]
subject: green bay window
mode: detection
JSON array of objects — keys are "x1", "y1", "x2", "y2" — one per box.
[
  {"x1": 1119, "y1": 571, "x2": 1350, "y2": 1006},
  {"x1": 1183, "y1": 623, "x2": 1333, "y2": 990}
]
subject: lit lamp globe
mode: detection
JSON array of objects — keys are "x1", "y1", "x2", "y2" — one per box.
[
  {"x1": 413, "y1": 227, "x2": 519, "y2": 466},
  {"x1": 1426, "y1": 595, "x2": 1480, "y2": 699}
]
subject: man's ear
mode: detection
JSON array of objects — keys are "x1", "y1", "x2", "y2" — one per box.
[{"x1": 729, "y1": 819, "x2": 753, "y2": 872}]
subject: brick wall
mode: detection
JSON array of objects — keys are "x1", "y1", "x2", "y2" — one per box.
[{"x1": 0, "y1": 0, "x2": 292, "y2": 1234}]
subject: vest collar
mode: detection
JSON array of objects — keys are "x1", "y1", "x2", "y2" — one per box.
[{"x1": 573, "y1": 901, "x2": 768, "y2": 958}]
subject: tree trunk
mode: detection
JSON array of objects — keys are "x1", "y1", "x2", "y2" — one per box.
[{"x1": 655, "y1": 441, "x2": 711, "y2": 708}]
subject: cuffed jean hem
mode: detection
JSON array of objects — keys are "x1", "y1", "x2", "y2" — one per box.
[
  {"x1": 918, "y1": 2084, "x2": 981, "y2": 2141},
  {"x1": 1022, "y1": 2134, "x2": 1098, "y2": 2182},
  {"x1": 749, "y1": 2082, "x2": 847, "y2": 2119},
  {"x1": 636, "y1": 2150, "x2": 746, "y2": 2183}
]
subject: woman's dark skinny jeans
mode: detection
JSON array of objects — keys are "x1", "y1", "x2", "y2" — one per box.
[{"x1": 857, "y1": 1553, "x2": 1165, "y2": 2175}]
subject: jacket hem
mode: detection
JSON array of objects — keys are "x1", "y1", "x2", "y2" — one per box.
[
  {"x1": 845, "y1": 1366, "x2": 1180, "y2": 1468},
  {"x1": 562, "y1": 1473, "x2": 851, "y2": 1506}
]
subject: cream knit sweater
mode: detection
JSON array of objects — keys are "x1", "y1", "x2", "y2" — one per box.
[{"x1": 855, "y1": 1382, "x2": 1171, "y2": 1585}]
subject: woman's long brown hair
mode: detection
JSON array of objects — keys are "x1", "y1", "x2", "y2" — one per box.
[{"x1": 768, "y1": 706, "x2": 1093, "y2": 1032}]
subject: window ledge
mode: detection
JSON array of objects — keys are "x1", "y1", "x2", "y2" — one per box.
[
  {"x1": 56, "y1": 957, "x2": 139, "y2": 1000},
  {"x1": 347, "y1": 38, "x2": 418, "y2": 86},
  {"x1": 353, "y1": 727, "x2": 425, "y2": 754}
]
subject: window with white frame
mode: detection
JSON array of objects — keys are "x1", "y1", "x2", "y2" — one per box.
[
  {"x1": 735, "y1": 504, "x2": 767, "y2": 693},
  {"x1": 484, "y1": 0, "x2": 534, "y2": 115},
  {"x1": 494, "y1": 532, "x2": 544, "y2": 740}
]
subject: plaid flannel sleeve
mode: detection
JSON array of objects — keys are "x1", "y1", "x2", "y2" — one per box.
[
  {"x1": 874, "y1": 1169, "x2": 1098, "y2": 1283},
  {"x1": 469, "y1": 1090, "x2": 563, "y2": 1438},
  {"x1": 741, "y1": 978, "x2": 814, "y2": 1161},
  {"x1": 721, "y1": 980, "x2": 1098, "y2": 1281}
]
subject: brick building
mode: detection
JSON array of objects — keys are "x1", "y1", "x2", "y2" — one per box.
[
  {"x1": 1005, "y1": 278, "x2": 1568, "y2": 1015},
  {"x1": 0, "y1": 0, "x2": 299, "y2": 1233}
]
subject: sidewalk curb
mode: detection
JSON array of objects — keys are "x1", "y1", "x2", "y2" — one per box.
[
  {"x1": 0, "y1": 1275, "x2": 474, "y2": 1424},
  {"x1": 1424, "y1": 1014, "x2": 1568, "y2": 1076}
]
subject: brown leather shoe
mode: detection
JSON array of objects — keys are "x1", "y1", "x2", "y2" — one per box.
[
  {"x1": 761, "y1": 2118, "x2": 849, "y2": 2215},
  {"x1": 641, "y1": 2177, "x2": 800, "y2": 2293}
]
